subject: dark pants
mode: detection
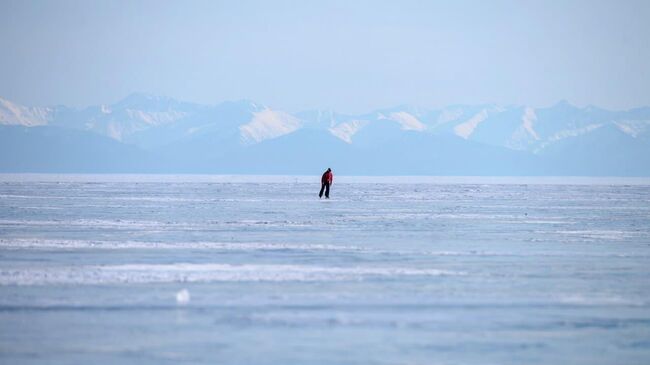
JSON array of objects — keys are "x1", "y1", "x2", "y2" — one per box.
[{"x1": 319, "y1": 182, "x2": 330, "y2": 198}]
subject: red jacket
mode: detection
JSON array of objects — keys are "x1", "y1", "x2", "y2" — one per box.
[{"x1": 321, "y1": 171, "x2": 333, "y2": 184}]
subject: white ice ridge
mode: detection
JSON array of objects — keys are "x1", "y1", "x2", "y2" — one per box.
[
  {"x1": 239, "y1": 108, "x2": 302, "y2": 144},
  {"x1": 175, "y1": 289, "x2": 190, "y2": 305},
  {"x1": 454, "y1": 109, "x2": 489, "y2": 139},
  {"x1": 2, "y1": 239, "x2": 643, "y2": 258},
  {"x1": 0, "y1": 264, "x2": 465, "y2": 285},
  {"x1": 0, "y1": 218, "x2": 318, "y2": 229},
  {"x1": 0, "y1": 239, "x2": 362, "y2": 252}
]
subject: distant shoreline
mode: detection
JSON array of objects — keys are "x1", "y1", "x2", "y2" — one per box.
[{"x1": 1, "y1": 173, "x2": 650, "y2": 185}]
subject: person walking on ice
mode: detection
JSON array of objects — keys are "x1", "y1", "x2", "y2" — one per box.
[{"x1": 319, "y1": 168, "x2": 333, "y2": 199}]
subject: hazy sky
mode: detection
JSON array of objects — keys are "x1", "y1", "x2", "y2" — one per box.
[{"x1": 1, "y1": 0, "x2": 649, "y2": 113}]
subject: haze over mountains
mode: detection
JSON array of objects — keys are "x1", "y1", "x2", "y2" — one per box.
[{"x1": 1, "y1": 93, "x2": 649, "y2": 175}]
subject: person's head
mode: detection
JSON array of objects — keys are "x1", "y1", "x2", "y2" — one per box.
[{"x1": 327, "y1": 168, "x2": 331, "y2": 172}]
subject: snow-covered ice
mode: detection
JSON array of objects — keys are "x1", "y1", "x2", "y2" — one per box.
[{"x1": 0, "y1": 175, "x2": 649, "y2": 364}]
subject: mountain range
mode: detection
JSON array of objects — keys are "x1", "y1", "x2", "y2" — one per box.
[{"x1": 1, "y1": 93, "x2": 649, "y2": 175}]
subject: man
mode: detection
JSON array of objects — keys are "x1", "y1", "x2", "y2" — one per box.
[{"x1": 319, "y1": 168, "x2": 333, "y2": 199}]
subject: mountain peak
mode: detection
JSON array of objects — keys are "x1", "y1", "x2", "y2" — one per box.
[
  {"x1": 2, "y1": 94, "x2": 649, "y2": 175},
  {"x1": 553, "y1": 99, "x2": 576, "y2": 109},
  {"x1": 225, "y1": 99, "x2": 264, "y2": 110},
  {"x1": 114, "y1": 92, "x2": 178, "y2": 109},
  {"x1": 375, "y1": 104, "x2": 424, "y2": 117}
]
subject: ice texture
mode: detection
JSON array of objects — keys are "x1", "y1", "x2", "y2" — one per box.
[{"x1": 1, "y1": 175, "x2": 649, "y2": 364}]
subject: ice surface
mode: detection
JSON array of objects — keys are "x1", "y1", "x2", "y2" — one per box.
[
  {"x1": 175, "y1": 289, "x2": 190, "y2": 305},
  {"x1": 1, "y1": 263, "x2": 464, "y2": 285},
  {"x1": 1, "y1": 175, "x2": 649, "y2": 364}
]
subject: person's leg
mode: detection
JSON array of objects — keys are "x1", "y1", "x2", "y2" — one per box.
[
  {"x1": 325, "y1": 183, "x2": 330, "y2": 198},
  {"x1": 319, "y1": 183, "x2": 325, "y2": 198}
]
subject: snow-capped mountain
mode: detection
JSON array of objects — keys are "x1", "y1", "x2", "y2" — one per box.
[
  {"x1": 424, "y1": 101, "x2": 650, "y2": 154},
  {"x1": 1, "y1": 93, "x2": 203, "y2": 141},
  {"x1": 1, "y1": 95, "x2": 649, "y2": 175},
  {"x1": 0, "y1": 97, "x2": 52, "y2": 126}
]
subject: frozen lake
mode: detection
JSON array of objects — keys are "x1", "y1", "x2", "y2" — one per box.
[{"x1": 1, "y1": 174, "x2": 649, "y2": 364}]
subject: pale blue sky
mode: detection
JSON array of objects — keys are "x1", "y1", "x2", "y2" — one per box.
[{"x1": 1, "y1": 0, "x2": 649, "y2": 113}]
